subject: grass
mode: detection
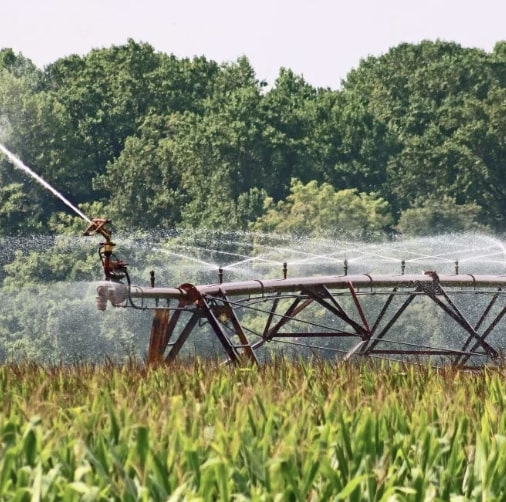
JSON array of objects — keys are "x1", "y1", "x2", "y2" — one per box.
[{"x1": 1, "y1": 358, "x2": 506, "y2": 500}]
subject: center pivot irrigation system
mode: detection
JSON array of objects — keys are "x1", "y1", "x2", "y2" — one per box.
[{"x1": 84, "y1": 219, "x2": 506, "y2": 368}]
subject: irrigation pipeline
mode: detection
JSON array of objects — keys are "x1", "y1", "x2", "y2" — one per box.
[
  {"x1": 4, "y1": 143, "x2": 502, "y2": 368},
  {"x1": 96, "y1": 271, "x2": 506, "y2": 368}
]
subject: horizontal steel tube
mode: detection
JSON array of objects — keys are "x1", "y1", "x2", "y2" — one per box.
[{"x1": 125, "y1": 273, "x2": 506, "y2": 300}]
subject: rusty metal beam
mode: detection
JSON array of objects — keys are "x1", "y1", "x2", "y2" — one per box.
[
  {"x1": 303, "y1": 285, "x2": 370, "y2": 338},
  {"x1": 164, "y1": 311, "x2": 201, "y2": 363},
  {"x1": 361, "y1": 293, "x2": 417, "y2": 355},
  {"x1": 99, "y1": 273, "x2": 506, "y2": 367},
  {"x1": 420, "y1": 283, "x2": 498, "y2": 359},
  {"x1": 457, "y1": 303, "x2": 506, "y2": 366},
  {"x1": 206, "y1": 294, "x2": 259, "y2": 365},
  {"x1": 147, "y1": 309, "x2": 169, "y2": 364},
  {"x1": 197, "y1": 295, "x2": 244, "y2": 365},
  {"x1": 147, "y1": 298, "x2": 189, "y2": 364},
  {"x1": 123, "y1": 274, "x2": 506, "y2": 303}
]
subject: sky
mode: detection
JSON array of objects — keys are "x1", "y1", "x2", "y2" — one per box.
[{"x1": 1, "y1": 0, "x2": 506, "y2": 89}]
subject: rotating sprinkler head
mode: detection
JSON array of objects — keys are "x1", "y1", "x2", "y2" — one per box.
[
  {"x1": 83, "y1": 218, "x2": 113, "y2": 242},
  {"x1": 83, "y1": 218, "x2": 129, "y2": 285}
]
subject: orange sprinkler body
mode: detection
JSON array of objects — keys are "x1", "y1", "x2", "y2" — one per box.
[{"x1": 83, "y1": 218, "x2": 128, "y2": 281}]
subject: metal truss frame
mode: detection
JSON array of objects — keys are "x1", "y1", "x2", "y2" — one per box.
[{"x1": 102, "y1": 272, "x2": 506, "y2": 367}]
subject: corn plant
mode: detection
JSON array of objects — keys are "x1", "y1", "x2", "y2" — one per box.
[{"x1": 1, "y1": 360, "x2": 506, "y2": 500}]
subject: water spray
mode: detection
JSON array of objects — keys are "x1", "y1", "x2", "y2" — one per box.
[
  {"x1": 0, "y1": 143, "x2": 92, "y2": 223},
  {"x1": 0, "y1": 143, "x2": 132, "y2": 311}
]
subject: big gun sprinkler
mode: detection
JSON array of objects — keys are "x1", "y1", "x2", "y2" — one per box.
[{"x1": 83, "y1": 218, "x2": 130, "y2": 311}]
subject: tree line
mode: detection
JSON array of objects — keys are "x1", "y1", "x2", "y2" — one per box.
[{"x1": 1, "y1": 38, "x2": 505, "y2": 239}]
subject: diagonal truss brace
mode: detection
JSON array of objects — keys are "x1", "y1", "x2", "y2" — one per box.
[
  {"x1": 147, "y1": 288, "x2": 260, "y2": 365},
  {"x1": 419, "y1": 281, "x2": 498, "y2": 360}
]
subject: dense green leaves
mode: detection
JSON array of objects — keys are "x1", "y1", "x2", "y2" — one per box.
[
  {"x1": 1, "y1": 38, "x2": 505, "y2": 236},
  {"x1": 338, "y1": 40, "x2": 506, "y2": 227},
  {"x1": 0, "y1": 183, "x2": 35, "y2": 235},
  {"x1": 395, "y1": 195, "x2": 487, "y2": 236},
  {"x1": 2, "y1": 361, "x2": 506, "y2": 498},
  {"x1": 252, "y1": 178, "x2": 393, "y2": 239},
  {"x1": 94, "y1": 113, "x2": 187, "y2": 229}
]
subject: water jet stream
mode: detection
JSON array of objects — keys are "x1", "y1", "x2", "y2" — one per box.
[
  {"x1": 0, "y1": 143, "x2": 91, "y2": 223},
  {"x1": 154, "y1": 248, "x2": 218, "y2": 269}
]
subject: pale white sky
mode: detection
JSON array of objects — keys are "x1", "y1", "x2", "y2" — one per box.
[{"x1": 2, "y1": 0, "x2": 505, "y2": 89}]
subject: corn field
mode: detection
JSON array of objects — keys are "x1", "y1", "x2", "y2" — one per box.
[{"x1": 1, "y1": 359, "x2": 506, "y2": 500}]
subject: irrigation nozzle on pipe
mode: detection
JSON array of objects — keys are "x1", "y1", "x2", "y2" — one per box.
[
  {"x1": 95, "y1": 281, "x2": 130, "y2": 311},
  {"x1": 83, "y1": 218, "x2": 130, "y2": 309}
]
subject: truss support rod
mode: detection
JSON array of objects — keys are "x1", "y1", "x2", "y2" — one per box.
[
  {"x1": 251, "y1": 296, "x2": 314, "y2": 350},
  {"x1": 344, "y1": 290, "x2": 400, "y2": 362},
  {"x1": 212, "y1": 293, "x2": 260, "y2": 365},
  {"x1": 198, "y1": 295, "x2": 244, "y2": 365},
  {"x1": 456, "y1": 289, "x2": 501, "y2": 363},
  {"x1": 361, "y1": 294, "x2": 417, "y2": 354},
  {"x1": 147, "y1": 309, "x2": 169, "y2": 364},
  {"x1": 268, "y1": 331, "x2": 363, "y2": 337},
  {"x1": 371, "y1": 349, "x2": 474, "y2": 356},
  {"x1": 344, "y1": 340, "x2": 368, "y2": 361},
  {"x1": 347, "y1": 282, "x2": 371, "y2": 336},
  {"x1": 474, "y1": 289, "x2": 501, "y2": 331},
  {"x1": 147, "y1": 299, "x2": 187, "y2": 364},
  {"x1": 304, "y1": 286, "x2": 370, "y2": 338},
  {"x1": 370, "y1": 289, "x2": 397, "y2": 336},
  {"x1": 422, "y1": 284, "x2": 498, "y2": 359},
  {"x1": 263, "y1": 293, "x2": 281, "y2": 339},
  {"x1": 264, "y1": 296, "x2": 314, "y2": 341},
  {"x1": 165, "y1": 311, "x2": 201, "y2": 364},
  {"x1": 457, "y1": 303, "x2": 506, "y2": 366}
]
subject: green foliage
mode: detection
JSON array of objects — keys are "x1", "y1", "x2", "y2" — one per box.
[
  {"x1": 2, "y1": 238, "x2": 96, "y2": 286},
  {"x1": 42, "y1": 40, "x2": 219, "y2": 186},
  {"x1": 0, "y1": 48, "x2": 43, "y2": 90},
  {"x1": 252, "y1": 178, "x2": 393, "y2": 239},
  {"x1": 261, "y1": 68, "x2": 324, "y2": 195},
  {"x1": 1, "y1": 38, "x2": 506, "y2": 234},
  {"x1": 1, "y1": 361, "x2": 506, "y2": 498},
  {"x1": 0, "y1": 64, "x2": 90, "y2": 226},
  {"x1": 171, "y1": 59, "x2": 279, "y2": 229},
  {"x1": 0, "y1": 182, "x2": 42, "y2": 235},
  {"x1": 94, "y1": 113, "x2": 187, "y2": 230},
  {"x1": 396, "y1": 195, "x2": 489, "y2": 236},
  {"x1": 339, "y1": 40, "x2": 506, "y2": 225}
]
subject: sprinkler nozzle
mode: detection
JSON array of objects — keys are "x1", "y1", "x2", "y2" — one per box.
[
  {"x1": 96, "y1": 282, "x2": 129, "y2": 311},
  {"x1": 83, "y1": 218, "x2": 113, "y2": 243},
  {"x1": 84, "y1": 217, "x2": 128, "y2": 281}
]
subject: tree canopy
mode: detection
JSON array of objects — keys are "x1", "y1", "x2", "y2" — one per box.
[
  {"x1": 0, "y1": 39, "x2": 505, "y2": 238},
  {"x1": 252, "y1": 178, "x2": 393, "y2": 239}
]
